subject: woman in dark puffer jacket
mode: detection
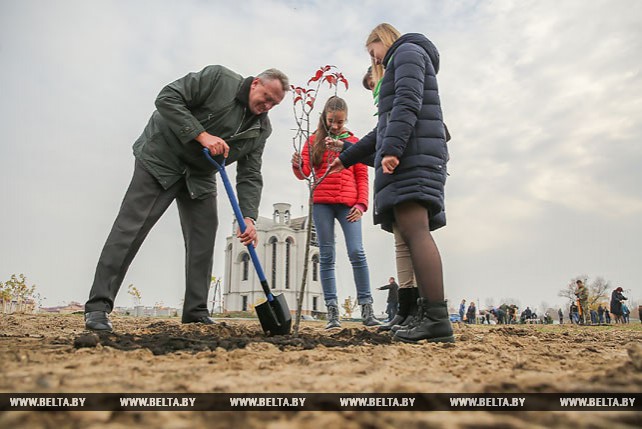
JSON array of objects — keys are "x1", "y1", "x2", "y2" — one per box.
[{"x1": 330, "y1": 23, "x2": 453, "y2": 343}]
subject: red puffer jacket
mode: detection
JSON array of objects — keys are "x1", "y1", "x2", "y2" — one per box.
[{"x1": 293, "y1": 133, "x2": 368, "y2": 210}]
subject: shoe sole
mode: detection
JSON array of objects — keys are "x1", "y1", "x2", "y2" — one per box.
[
  {"x1": 182, "y1": 321, "x2": 217, "y2": 325},
  {"x1": 390, "y1": 325, "x2": 414, "y2": 333},
  {"x1": 393, "y1": 335, "x2": 455, "y2": 344},
  {"x1": 85, "y1": 325, "x2": 112, "y2": 332}
]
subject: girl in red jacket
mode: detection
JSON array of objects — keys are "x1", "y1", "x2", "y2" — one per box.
[{"x1": 292, "y1": 96, "x2": 380, "y2": 329}]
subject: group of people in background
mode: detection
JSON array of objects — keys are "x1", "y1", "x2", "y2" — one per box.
[
  {"x1": 449, "y1": 285, "x2": 636, "y2": 326},
  {"x1": 567, "y1": 281, "x2": 632, "y2": 325}
]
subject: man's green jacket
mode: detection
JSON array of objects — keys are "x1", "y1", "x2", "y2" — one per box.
[{"x1": 133, "y1": 65, "x2": 272, "y2": 220}]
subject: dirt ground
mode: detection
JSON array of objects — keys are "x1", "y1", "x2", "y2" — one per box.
[{"x1": 1, "y1": 313, "x2": 641, "y2": 428}]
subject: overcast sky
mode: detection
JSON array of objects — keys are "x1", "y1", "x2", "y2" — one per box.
[{"x1": 1, "y1": 0, "x2": 640, "y2": 315}]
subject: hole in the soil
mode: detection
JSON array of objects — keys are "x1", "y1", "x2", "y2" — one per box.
[{"x1": 73, "y1": 325, "x2": 392, "y2": 355}]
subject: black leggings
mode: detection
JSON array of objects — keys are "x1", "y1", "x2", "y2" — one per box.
[{"x1": 393, "y1": 201, "x2": 444, "y2": 302}]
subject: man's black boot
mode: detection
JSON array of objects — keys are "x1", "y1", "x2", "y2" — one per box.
[
  {"x1": 182, "y1": 315, "x2": 217, "y2": 325},
  {"x1": 393, "y1": 299, "x2": 455, "y2": 343},
  {"x1": 85, "y1": 311, "x2": 113, "y2": 331}
]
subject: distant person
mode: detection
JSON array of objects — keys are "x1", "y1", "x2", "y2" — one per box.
[
  {"x1": 84, "y1": 66, "x2": 289, "y2": 331},
  {"x1": 466, "y1": 301, "x2": 477, "y2": 324},
  {"x1": 459, "y1": 299, "x2": 466, "y2": 322},
  {"x1": 610, "y1": 287, "x2": 627, "y2": 323},
  {"x1": 605, "y1": 308, "x2": 611, "y2": 324},
  {"x1": 493, "y1": 307, "x2": 507, "y2": 324},
  {"x1": 575, "y1": 280, "x2": 589, "y2": 325},
  {"x1": 638, "y1": 305, "x2": 642, "y2": 324},
  {"x1": 558, "y1": 308, "x2": 564, "y2": 324},
  {"x1": 510, "y1": 305, "x2": 518, "y2": 324},
  {"x1": 597, "y1": 304, "x2": 605, "y2": 324},
  {"x1": 291, "y1": 96, "x2": 379, "y2": 329},
  {"x1": 570, "y1": 302, "x2": 580, "y2": 324},
  {"x1": 622, "y1": 303, "x2": 630, "y2": 324},
  {"x1": 377, "y1": 277, "x2": 399, "y2": 323}
]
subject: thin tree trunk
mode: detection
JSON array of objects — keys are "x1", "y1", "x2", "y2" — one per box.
[{"x1": 293, "y1": 196, "x2": 314, "y2": 337}]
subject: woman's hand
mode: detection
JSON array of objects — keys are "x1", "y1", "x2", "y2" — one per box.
[
  {"x1": 324, "y1": 137, "x2": 342, "y2": 152},
  {"x1": 382, "y1": 155, "x2": 399, "y2": 174},
  {"x1": 327, "y1": 158, "x2": 345, "y2": 175},
  {"x1": 346, "y1": 206, "x2": 363, "y2": 222},
  {"x1": 291, "y1": 152, "x2": 302, "y2": 167}
]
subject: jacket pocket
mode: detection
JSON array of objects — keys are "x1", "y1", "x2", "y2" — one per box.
[{"x1": 227, "y1": 123, "x2": 261, "y2": 142}]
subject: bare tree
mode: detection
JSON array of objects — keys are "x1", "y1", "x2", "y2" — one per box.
[
  {"x1": 588, "y1": 276, "x2": 610, "y2": 307},
  {"x1": 558, "y1": 275, "x2": 610, "y2": 308},
  {"x1": 127, "y1": 284, "x2": 142, "y2": 306},
  {"x1": 538, "y1": 301, "x2": 551, "y2": 316},
  {"x1": 342, "y1": 296, "x2": 358, "y2": 319},
  {"x1": 558, "y1": 275, "x2": 587, "y2": 303}
]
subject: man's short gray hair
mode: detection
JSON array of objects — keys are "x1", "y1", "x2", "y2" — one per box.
[{"x1": 258, "y1": 68, "x2": 290, "y2": 92}]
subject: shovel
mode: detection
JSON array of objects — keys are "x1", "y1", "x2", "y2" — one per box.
[{"x1": 203, "y1": 148, "x2": 292, "y2": 336}]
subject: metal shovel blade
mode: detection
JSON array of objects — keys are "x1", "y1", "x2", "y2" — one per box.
[{"x1": 255, "y1": 293, "x2": 292, "y2": 336}]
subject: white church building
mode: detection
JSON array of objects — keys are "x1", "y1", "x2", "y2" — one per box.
[{"x1": 223, "y1": 203, "x2": 324, "y2": 316}]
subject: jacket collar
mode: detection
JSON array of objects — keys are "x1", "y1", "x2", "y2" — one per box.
[
  {"x1": 383, "y1": 33, "x2": 440, "y2": 74},
  {"x1": 236, "y1": 76, "x2": 268, "y2": 122},
  {"x1": 236, "y1": 76, "x2": 253, "y2": 106}
]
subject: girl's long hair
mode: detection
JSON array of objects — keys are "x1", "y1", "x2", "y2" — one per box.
[
  {"x1": 366, "y1": 23, "x2": 401, "y2": 82},
  {"x1": 311, "y1": 96, "x2": 347, "y2": 167}
]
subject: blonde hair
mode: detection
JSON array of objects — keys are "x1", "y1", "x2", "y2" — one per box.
[{"x1": 366, "y1": 23, "x2": 401, "y2": 82}]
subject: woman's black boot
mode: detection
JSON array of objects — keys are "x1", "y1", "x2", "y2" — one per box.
[
  {"x1": 390, "y1": 287, "x2": 420, "y2": 333},
  {"x1": 377, "y1": 287, "x2": 414, "y2": 332},
  {"x1": 393, "y1": 299, "x2": 455, "y2": 343}
]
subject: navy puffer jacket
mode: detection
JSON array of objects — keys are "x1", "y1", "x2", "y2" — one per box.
[{"x1": 340, "y1": 33, "x2": 448, "y2": 232}]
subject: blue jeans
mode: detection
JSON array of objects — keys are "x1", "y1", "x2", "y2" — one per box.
[
  {"x1": 386, "y1": 301, "x2": 398, "y2": 321},
  {"x1": 312, "y1": 203, "x2": 372, "y2": 307}
]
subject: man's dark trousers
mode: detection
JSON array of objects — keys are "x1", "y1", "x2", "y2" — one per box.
[{"x1": 85, "y1": 161, "x2": 218, "y2": 321}]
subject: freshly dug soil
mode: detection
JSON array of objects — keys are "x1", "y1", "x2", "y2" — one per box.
[{"x1": 1, "y1": 313, "x2": 641, "y2": 428}]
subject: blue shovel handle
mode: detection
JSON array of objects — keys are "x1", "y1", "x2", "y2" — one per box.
[{"x1": 202, "y1": 148, "x2": 274, "y2": 302}]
